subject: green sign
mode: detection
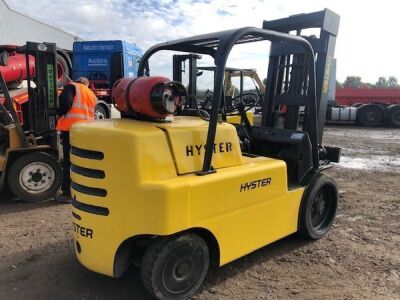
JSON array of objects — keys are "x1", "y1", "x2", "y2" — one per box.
[{"x1": 47, "y1": 64, "x2": 55, "y2": 108}]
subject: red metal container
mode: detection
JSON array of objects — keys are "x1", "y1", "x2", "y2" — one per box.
[
  {"x1": 0, "y1": 52, "x2": 35, "y2": 85},
  {"x1": 112, "y1": 76, "x2": 174, "y2": 119},
  {"x1": 336, "y1": 88, "x2": 400, "y2": 106},
  {"x1": 111, "y1": 77, "x2": 136, "y2": 113}
]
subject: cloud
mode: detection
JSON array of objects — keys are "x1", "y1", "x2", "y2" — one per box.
[{"x1": 5, "y1": 0, "x2": 400, "y2": 83}]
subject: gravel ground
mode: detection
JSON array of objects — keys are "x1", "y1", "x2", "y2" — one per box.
[{"x1": 0, "y1": 125, "x2": 399, "y2": 299}]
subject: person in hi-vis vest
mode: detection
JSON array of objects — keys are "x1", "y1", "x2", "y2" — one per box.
[{"x1": 56, "y1": 77, "x2": 97, "y2": 203}]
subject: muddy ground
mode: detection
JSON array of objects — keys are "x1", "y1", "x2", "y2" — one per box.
[{"x1": 0, "y1": 125, "x2": 399, "y2": 299}]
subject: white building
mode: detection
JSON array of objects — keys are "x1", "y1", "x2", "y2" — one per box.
[{"x1": 0, "y1": 0, "x2": 78, "y2": 50}]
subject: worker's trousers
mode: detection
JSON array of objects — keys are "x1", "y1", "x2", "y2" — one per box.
[{"x1": 60, "y1": 131, "x2": 71, "y2": 196}]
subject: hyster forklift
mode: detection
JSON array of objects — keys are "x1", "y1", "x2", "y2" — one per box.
[
  {"x1": 0, "y1": 42, "x2": 62, "y2": 202},
  {"x1": 71, "y1": 9, "x2": 340, "y2": 300},
  {"x1": 194, "y1": 66, "x2": 265, "y2": 124}
]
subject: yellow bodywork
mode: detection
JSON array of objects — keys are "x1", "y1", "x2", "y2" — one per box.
[
  {"x1": 226, "y1": 111, "x2": 254, "y2": 125},
  {"x1": 70, "y1": 116, "x2": 304, "y2": 277}
]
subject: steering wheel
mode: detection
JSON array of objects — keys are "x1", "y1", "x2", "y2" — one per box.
[
  {"x1": 200, "y1": 89, "x2": 213, "y2": 110},
  {"x1": 226, "y1": 92, "x2": 259, "y2": 115}
]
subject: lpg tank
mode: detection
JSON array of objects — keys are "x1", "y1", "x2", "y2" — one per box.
[
  {"x1": 0, "y1": 46, "x2": 35, "y2": 87},
  {"x1": 111, "y1": 76, "x2": 187, "y2": 119}
]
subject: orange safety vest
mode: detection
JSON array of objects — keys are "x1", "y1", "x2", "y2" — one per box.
[{"x1": 56, "y1": 82, "x2": 97, "y2": 131}]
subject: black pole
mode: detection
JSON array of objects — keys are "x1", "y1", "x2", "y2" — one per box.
[{"x1": 197, "y1": 66, "x2": 225, "y2": 175}]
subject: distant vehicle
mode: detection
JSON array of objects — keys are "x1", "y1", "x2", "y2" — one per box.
[
  {"x1": 327, "y1": 88, "x2": 400, "y2": 127},
  {"x1": 195, "y1": 66, "x2": 265, "y2": 112},
  {"x1": 72, "y1": 40, "x2": 143, "y2": 119}
]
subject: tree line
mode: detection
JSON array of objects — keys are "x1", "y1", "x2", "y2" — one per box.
[{"x1": 337, "y1": 76, "x2": 399, "y2": 89}]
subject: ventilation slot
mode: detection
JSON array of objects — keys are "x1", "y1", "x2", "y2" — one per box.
[
  {"x1": 71, "y1": 181, "x2": 107, "y2": 197},
  {"x1": 72, "y1": 211, "x2": 81, "y2": 220},
  {"x1": 71, "y1": 164, "x2": 105, "y2": 179},
  {"x1": 71, "y1": 146, "x2": 104, "y2": 160},
  {"x1": 72, "y1": 197, "x2": 109, "y2": 216}
]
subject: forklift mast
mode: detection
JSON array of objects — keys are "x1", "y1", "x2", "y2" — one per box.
[
  {"x1": 172, "y1": 53, "x2": 201, "y2": 110},
  {"x1": 262, "y1": 8, "x2": 340, "y2": 144},
  {"x1": 19, "y1": 42, "x2": 59, "y2": 148}
]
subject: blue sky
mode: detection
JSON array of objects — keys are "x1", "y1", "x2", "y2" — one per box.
[{"x1": 6, "y1": 0, "x2": 400, "y2": 83}]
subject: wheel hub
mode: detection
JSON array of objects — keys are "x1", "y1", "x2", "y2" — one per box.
[
  {"x1": 95, "y1": 109, "x2": 106, "y2": 119},
  {"x1": 19, "y1": 162, "x2": 55, "y2": 194},
  {"x1": 31, "y1": 171, "x2": 43, "y2": 183},
  {"x1": 311, "y1": 193, "x2": 328, "y2": 228},
  {"x1": 315, "y1": 197, "x2": 326, "y2": 215},
  {"x1": 174, "y1": 259, "x2": 193, "y2": 280},
  {"x1": 161, "y1": 243, "x2": 207, "y2": 295}
]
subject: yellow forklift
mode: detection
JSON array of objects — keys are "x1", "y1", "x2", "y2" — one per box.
[
  {"x1": 0, "y1": 42, "x2": 62, "y2": 202},
  {"x1": 71, "y1": 9, "x2": 340, "y2": 299},
  {"x1": 190, "y1": 66, "x2": 264, "y2": 125}
]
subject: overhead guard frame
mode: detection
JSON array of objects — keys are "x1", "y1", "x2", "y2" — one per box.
[{"x1": 137, "y1": 27, "x2": 319, "y2": 175}]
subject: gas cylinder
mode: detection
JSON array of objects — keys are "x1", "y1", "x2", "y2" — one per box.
[
  {"x1": 112, "y1": 76, "x2": 186, "y2": 119},
  {"x1": 0, "y1": 52, "x2": 35, "y2": 85}
]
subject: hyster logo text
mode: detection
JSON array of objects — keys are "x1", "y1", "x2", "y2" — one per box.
[
  {"x1": 240, "y1": 178, "x2": 272, "y2": 192},
  {"x1": 73, "y1": 222, "x2": 93, "y2": 239},
  {"x1": 186, "y1": 142, "x2": 232, "y2": 156}
]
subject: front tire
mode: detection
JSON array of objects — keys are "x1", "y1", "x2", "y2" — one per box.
[
  {"x1": 7, "y1": 151, "x2": 62, "y2": 202},
  {"x1": 299, "y1": 174, "x2": 338, "y2": 240},
  {"x1": 141, "y1": 234, "x2": 209, "y2": 300},
  {"x1": 94, "y1": 104, "x2": 108, "y2": 120}
]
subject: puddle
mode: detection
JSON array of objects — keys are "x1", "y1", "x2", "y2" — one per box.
[
  {"x1": 340, "y1": 147, "x2": 390, "y2": 156},
  {"x1": 325, "y1": 127, "x2": 400, "y2": 142},
  {"x1": 338, "y1": 155, "x2": 400, "y2": 172}
]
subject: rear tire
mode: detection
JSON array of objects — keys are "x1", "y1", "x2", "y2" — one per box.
[
  {"x1": 387, "y1": 105, "x2": 400, "y2": 127},
  {"x1": 141, "y1": 234, "x2": 209, "y2": 300},
  {"x1": 299, "y1": 174, "x2": 338, "y2": 240},
  {"x1": 7, "y1": 151, "x2": 62, "y2": 202},
  {"x1": 357, "y1": 104, "x2": 383, "y2": 127}
]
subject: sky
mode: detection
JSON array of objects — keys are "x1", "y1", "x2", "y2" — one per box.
[{"x1": 6, "y1": 0, "x2": 400, "y2": 84}]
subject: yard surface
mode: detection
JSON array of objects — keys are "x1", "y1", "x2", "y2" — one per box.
[{"x1": 0, "y1": 125, "x2": 399, "y2": 299}]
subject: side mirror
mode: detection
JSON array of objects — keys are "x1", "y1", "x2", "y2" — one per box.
[
  {"x1": 0, "y1": 52, "x2": 9, "y2": 67},
  {"x1": 196, "y1": 71, "x2": 203, "y2": 77}
]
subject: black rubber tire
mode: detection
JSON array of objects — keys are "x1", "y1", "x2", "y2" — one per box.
[
  {"x1": 7, "y1": 151, "x2": 62, "y2": 202},
  {"x1": 56, "y1": 54, "x2": 69, "y2": 88},
  {"x1": 94, "y1": 104, "x2": 108, "y2": 120},
  {"x1": 141, "y1": 234, "x2": 209, "y2": 300},
  {"x1": 356, "y1": 104, "x2": 383, "y2": 127},
  {"x1": 299, "y1": 174, "x2": 338, "y2": 240},
  {"x1": 387, "y1": 105, "x2": 400, "y2": 127}
]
